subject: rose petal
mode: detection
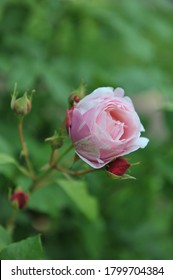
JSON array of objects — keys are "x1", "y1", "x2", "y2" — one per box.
[
  {"x1": 113, "y1": 87, "x2": 124, "y2": 97},
  {"x1": 70, "y1": 109, "x2": 91, "y2": 142}
]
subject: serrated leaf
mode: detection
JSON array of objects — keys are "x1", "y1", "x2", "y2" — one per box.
[
  {"x1": 0, "y1": 235, "x2": 45, "y2": 260},
  {"x1": 57, "y1": 179, "x2": 99, "y2": 221},
  {"x1": 0, "y1": 153, "x2": 30, "y2": 177},
  {"x1": 0, "y1": 226, "x2": 12, "y2": 252}
]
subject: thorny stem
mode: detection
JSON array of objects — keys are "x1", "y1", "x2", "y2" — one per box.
[{"x1": 18, "y1": 118, "x2": 36, "y2": 180}]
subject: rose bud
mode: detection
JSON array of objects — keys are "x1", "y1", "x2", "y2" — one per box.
[
  {"x1": 45, "y1": 130, "x2": 63, "y2": 149},
  {"x1": 73, "y1": 95, "x2": 80, "y2": 103},
  {"x1": 106, "y1": 157, "x2": 131, "y2": 176},
  {"x1": 68, "y1": 95, "x2": 81, "y2": 107},
  {"x1": 10, "y1": 190, "x2": 29, "y2": 209},
  {"x1": 66, "y1": 87, "x2": 149, "y2": 168},
  {"x1": 68, "y1": 83, "x2": 86, "y2": 107},
  {"x1": 11, "y1": 83, "x2": 35, "y2": 116}
]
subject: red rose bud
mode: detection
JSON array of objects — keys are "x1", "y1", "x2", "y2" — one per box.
[
  {"x1": 68, "y1": 95, "x2": 81, "y2": 107},
  {"x1": 106, "y1": 157, "x2": 131, "y2": 176},
  {"x1": 10, "y1": 191, "x2": 29, "y2": 209},
  {"x1": 73, "y1": 95, "x2": 80, "y2": 103},
  {"x1": 68, "y1": 83, "x2": 86, "y2": 107}
]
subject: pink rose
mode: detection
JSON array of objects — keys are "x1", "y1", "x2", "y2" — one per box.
[{"x1": 66, "y1": 87, "x2": 149, "y2": 168}]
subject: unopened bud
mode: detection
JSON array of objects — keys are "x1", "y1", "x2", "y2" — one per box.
[
  {"x1": 45, "y1": 130, "x2": 64, "y2": 149},
  {"x1": 73, "y1": 95, "x2": 80, "y2": 103},
  {"x1": 106, "y1": 157, "x2": 131, "y2": 177},
  {"x1": 68, "y1": 83, "x2": 86, "y2": 107},
  {"x1": 68, "y1": 95, "x2": 81, "y2": 108},
  {"x1": 11, "y1": 83, "x2": 35, "y2": 116},
  {"x1": 10, "y1": 190, "x2": 29, "y2": 209}
]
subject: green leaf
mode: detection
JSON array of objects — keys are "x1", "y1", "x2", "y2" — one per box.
[
  {"x1": 0, "y1": 153, "x2": 18, "y2": 165},
  {"x1": 0, "y1": 226, "x2": 12, "y2": 252},
  {"x1": 0, "y1": 235, "x2": 45, "y2": 260},
  {"x1": 0, "y1": 153, "x2": 30, "y2": 177},
  {"x1": 57, "y1": 179, "x2": 99, "y2": 221},
  {"x1": 28, "y1": 184, "x2": 68, "y2": 216},
  {"x1": 0, "y1": 136, "x2": 12, "y2": 153}
]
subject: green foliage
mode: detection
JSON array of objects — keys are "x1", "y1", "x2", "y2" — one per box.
[
  {"x1": 0, "y1": 235, "x2": 45, "y2": 260},
  {"x1": 0, "y1": 153, "x2": 30, "y2": 177},
  {"x1": 58, "y1": 179, "x2": 99, "y2": 221},
  {"x1": 0, "y1": 0, "x2": 173, "y2": 260},
  {"x1": 0, "y1": 226, "x2": 12, "y2": 251},
  {"x1": 28, "y1": 184, "x2": 69, "y2": 217}
]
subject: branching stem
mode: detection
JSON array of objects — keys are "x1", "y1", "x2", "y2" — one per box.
[{"x1": 54, "y1": 165, "x2": 97, "y2": 176}]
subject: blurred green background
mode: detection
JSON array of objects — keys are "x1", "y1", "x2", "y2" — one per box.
[{"x1": 1, "y1": 0, "x2": 173, "y2": 260}]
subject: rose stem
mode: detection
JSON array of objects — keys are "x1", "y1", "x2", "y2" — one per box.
[{"x1": 18, "y1": 118, "x2": 36, "y2": 180}]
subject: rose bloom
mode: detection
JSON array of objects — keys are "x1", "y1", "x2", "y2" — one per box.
[{"x1": 66, "y1": 87, "x2": 149, "y2": 168}]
